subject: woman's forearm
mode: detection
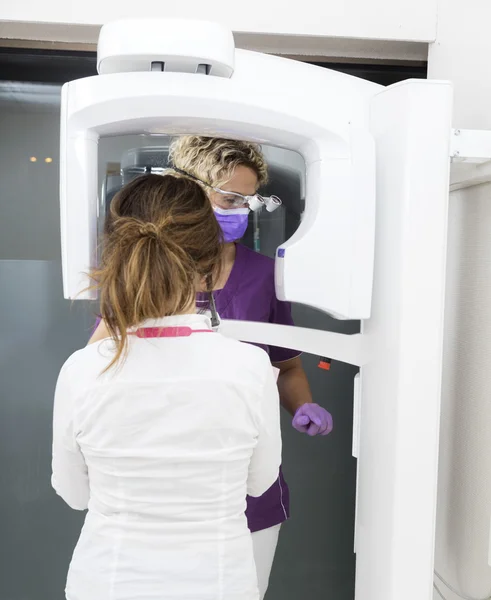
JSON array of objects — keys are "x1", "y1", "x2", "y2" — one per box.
[{"x1": 274, "y1": 357, "x2": 313, "y2": 415}]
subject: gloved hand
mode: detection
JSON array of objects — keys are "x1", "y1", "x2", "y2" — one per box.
[{"x1": 292, "y1": 403, "x2": 333, "y2": 436}]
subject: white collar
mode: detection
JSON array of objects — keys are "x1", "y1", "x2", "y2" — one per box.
[{"x1": 134, "y1": 313, "x2": 212, "y2": 331}]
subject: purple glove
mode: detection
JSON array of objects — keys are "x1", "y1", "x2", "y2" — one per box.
[{"x1": 292, "y1": 403, "x2": 333, "y2": 437}]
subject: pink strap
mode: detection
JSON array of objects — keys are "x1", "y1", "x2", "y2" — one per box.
[{"x1": 131, "y1": 326, "x2": 212, "y2": 339}]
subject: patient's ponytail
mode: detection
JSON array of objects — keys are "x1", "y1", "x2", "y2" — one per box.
[{"x1": 91, "y1": 174, "x2": 222, "y2": 370}]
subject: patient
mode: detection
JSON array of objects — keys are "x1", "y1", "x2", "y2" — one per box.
[{"x1": 52, "y1": 173, "x2": 282, "y2": 600}]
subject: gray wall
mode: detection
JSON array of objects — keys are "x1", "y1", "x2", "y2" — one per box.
[
  {"x1": 0, "y1": 99, "x2": 357, "y2": 599},
  {"x1": 0, "y1": 261, "x2": 92, "y2": 599},
  {"x1": 0, "y1": 110, "x2": 60, "y2": 260}
]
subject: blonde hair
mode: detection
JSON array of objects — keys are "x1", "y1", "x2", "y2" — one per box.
[
  {"x1": 91, "y1": 173, "x2": 222, "y2": 371},
  {"x1": 168, "y1": 136, "x2": 269, "y2": 190}
]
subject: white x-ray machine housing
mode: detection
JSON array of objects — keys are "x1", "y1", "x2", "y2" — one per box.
[{"x1": 60, "y1": 19, "x2": 453, "y2": 600}]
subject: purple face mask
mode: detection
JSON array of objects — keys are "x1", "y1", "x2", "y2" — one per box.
[{"x1": 214, "y1": 207, "x2": 250, "y2": 243}]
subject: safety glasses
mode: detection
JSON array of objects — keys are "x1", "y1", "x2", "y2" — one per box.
[{"x1": 172, "y1": 168, "x2": 282, "y2": 212}]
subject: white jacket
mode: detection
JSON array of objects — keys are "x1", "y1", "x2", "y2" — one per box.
[{"x1": 52, "y1": 313, "x2": 281, "y2": 600}]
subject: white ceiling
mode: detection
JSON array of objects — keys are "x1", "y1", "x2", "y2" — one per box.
[{"x1": 0, "y1": 81, "x2": 61, "y2": 113}]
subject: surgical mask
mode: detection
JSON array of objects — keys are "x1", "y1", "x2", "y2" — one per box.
[{"x1": 214, "y1": 207, "x2": 250, "y2": 243}]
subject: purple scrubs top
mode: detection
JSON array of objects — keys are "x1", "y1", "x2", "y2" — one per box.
[
  {"x1": 198, "y1": 243, "x2": 300, "y2": 533},
  {"x1": 93, "y1": 243, "x2": 299, "y2": 533}
]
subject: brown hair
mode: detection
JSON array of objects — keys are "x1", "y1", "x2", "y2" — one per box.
[{"x1": 91, "y1": 173, "x2": 222, "y2": 371}]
